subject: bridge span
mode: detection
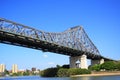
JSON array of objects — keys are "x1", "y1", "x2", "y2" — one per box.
[{"x1": 0, "y1": 18, "x2": 115, "y2": 69}]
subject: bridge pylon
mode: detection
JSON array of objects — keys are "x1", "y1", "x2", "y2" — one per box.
[
  {"x1": 91, "y1": 58, "x2": 104, "y2": 66},
  {"x1": 70, "y1": 54, "x2": 88, "y2": 69}
]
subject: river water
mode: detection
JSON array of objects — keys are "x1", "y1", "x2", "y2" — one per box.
[{"x1": 0, "y1": 75, "x2": 120, "y2": 80}]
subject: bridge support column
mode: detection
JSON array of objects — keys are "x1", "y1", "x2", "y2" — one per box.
[
  {"x1": 70, "y1": 56, "x2": 79, "y2": 68},
  {"x1": 69, "y1": 54, "x2": 88, "y2": 69},
  {"x1": 80, "y1": 55, "x2": 88, "y2": 69},
  {"x1": 91, "y1": 59, "x2": 104, "y2": 65},
  {"x1": 100, "y1": 59, "x2": 104, "y2": 64}
]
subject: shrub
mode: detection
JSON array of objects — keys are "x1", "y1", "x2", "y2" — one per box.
[
  {"x1": 57, "y1": 68, "x2": 69, "y2": 77},
  {"x1": 57, "y1": 68, "x2": 91, "y2": 77},
  {"x1": 40, "y1": 67, "x2": 91, "y2": 77},
  {"x1": 11, "y1": 73, "x2": 19, "y2": 76},
  {"x1": 23, "y1": 71, "x2": 30, "y2": 76},
  {"x1": 116, "y1": 62, "x2": 120, "y2": 70},
  {"x1": 68, "y1": 68, "x2": 91, "y2": 76},
  {"x1": 89, "y1": 64, "x2": 101, "y2": 71},
  {"x1": 40, "y1": 68, "x2": 58, "y2": 77},
  {"x1": 68, "y1": 68, "x2": 79, "y2": 75},
  {"x1": 101, "y1": 61, "x2": 117, "y2": 71},
  {"x1": 80, "y1": 69, "x2": 91, "y2": 74}
]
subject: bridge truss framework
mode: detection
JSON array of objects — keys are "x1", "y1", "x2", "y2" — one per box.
[{"x1": 0, "y1": 18, "x2": 113, "y2": 62}]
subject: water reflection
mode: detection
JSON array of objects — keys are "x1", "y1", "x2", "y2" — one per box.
[
  {"x1": 70, "y1": 76, "x2": 120, "y2": 80},
  {"x1": 1, "y1": 75, "x2": 120, "y2": 80},
  {"x1": 70, "y1": 76, "x2": 90, "y2": 80}
]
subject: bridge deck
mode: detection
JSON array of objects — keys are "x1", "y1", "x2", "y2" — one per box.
[{"x1": 0, "y1": 30, "x2": 102, "y2": 60}]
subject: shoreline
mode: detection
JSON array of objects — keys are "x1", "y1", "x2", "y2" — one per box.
[{"x1": 71, "y1": 72, "x2": 120, "y2": 77}]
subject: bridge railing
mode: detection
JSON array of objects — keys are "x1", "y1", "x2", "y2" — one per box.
[{"x1": 0, "y1": 18, "x2": 100, "y2": 56}]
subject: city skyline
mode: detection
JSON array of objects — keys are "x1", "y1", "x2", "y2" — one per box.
[
  {"x1": 0, "y1": 0, "x2": 120, "y2": 70},
  {"x1": 0, "y1": 64, "x2": 39, "y2": 72}
]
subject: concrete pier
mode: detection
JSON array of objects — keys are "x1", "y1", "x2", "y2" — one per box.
[
  {"x1": 70, "y1": 54, "x2": 88, "y2": 69},
  {"x1": 91, "y1": 59, "x2": 104, "y2": 65}
]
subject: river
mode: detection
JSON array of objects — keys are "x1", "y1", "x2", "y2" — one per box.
[{"x1": 0, "y1": 75, "x2": 120, "y2": 80}]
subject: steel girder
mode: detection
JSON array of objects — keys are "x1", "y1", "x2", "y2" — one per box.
[{"x1": 0, "y1": 18, "x2": 100, "y2": 57}]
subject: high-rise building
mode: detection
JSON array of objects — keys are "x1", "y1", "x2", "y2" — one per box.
[
  {"x1": 0, "y1": 64, "x2": 5, "y2": 73},
  {"x1": 12, "y1": 64, "x2": 18, "y2": 73},
  {"x1": 32, "y1": 67, "x2": 36, "y2": 72}
]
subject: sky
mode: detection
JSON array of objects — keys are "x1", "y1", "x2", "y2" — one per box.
[{"x1": 0, "y1": 0, "x2": 120, "y2": 70}]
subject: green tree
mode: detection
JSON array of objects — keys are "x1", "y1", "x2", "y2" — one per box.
[
  {"x1": 68, "y1": 68, "x2": 91, "y2": 76},
  {"x1": 23, "y1": 72, "x2": 29, "y2": 76},
  {"x1": 11, "y1": 73, "x2": 19, "y2": 76},
  {"x1": 62, "y1": 64, "x2": 69, "y2": 69},
  {"x1": 4, "y1": 69, "x2": 9, "y2": 75},
  {"x1": 40, "y1": 68, "x2": 58, "y2": 77},
  {"x1": 116, "y1": 62, "x2": 120, "y2": 70},
  {"x1": 17, "y1": 72, "x2": 23, "y2": 76},
  {"x1": 89, "y1": 64, "x2": 101, "y2": 71},
  {"x1": 57, "y1": 68, "x2": 69, "y2": 77},
  {"x1": 101, "y1": 61, "x2": 117, "y2": 71},
  {"x1": 23, "y1": 70, "x2": 30, "y2": 76},
  {"x1": 56, "y1": 65, "x2": 61, "y2": 69}
]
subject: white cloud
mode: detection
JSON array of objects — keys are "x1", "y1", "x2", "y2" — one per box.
[
  {"x1": 43, "y1": 54, "x2": 48, "y2": 58},
  {"x1": 48, "y1": 62, "x2": 55, "y2": 65}
]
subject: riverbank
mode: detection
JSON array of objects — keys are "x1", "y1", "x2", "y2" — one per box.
[{"x1": 71, "y1": 71, "x2": 120, "y2": 77}]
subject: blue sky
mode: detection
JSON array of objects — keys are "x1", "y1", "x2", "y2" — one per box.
[{"x1": 0, "y1": 0, "x2": 120, "y2": 70}]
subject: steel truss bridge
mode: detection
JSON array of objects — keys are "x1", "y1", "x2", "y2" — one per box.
[{"x1": 0, "y1": 18, "x2": 114, "y2": 61}]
